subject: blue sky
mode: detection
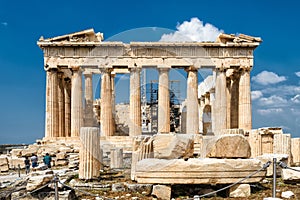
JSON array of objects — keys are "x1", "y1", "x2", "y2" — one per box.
[{"x1": 0, "y1": 0, "x2": 299, "y2": 144}]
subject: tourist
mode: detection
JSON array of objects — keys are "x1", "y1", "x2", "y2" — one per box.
[
  {"x1": 24, "y1": 156, "x2": 30, "y2": 174},
  {"x1": 30, "y1": 154, "x2": 38, "y2": 168},
  {"x1": 43, "y1": 153, "x2": 52, "y2": 168}
]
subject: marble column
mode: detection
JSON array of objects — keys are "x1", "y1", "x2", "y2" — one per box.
[
  {"x1": 129, "y1": 68, "x2": 141, "y2": 136},
  {"x1": 215, "y1": 66, "x2": 227, "y2": 134},
  {"x1": 186, "y1": 67, "x2": 199, "y2": 134},
  {"x1": 57, "y1": 72, "x2": 65, "y2": 137},
  {"x1": 226, "y1": 77, "x2": 231, "y2": 129},
  {"x1": 210, "y1": 89, "x2": 216, "y2": 134},
  {"x1": 71, "y1": 66, "x2": 83, "y2": 137},
  {"x1": 111, "y1": 72, "x2": 116, "y2": 133},
  {"x1": 64, "y1": 78, "x2": 71, "y2": 137},
  {"x1": 100, "y1": 69, "x2": 114, "y2": 136},
  {"x1": 45, "y1": 68, "x2": 59, "y2": 138},
  {"x1": 158, "y1": 68, "x2": 170, "y2": 133},
  {"x1": 84, "y1": 73, "x2": 94, "y2": 127},
  {"x1": 199, "y1": 96, "x2": 205, "y2": 133},
  {"x1": 238, "y1": 66, "x2": 252, "y2": 131},
  {"x1": 79, "y1": 127, "x2": 101, "y2": 180},
  {"x1": 230, "y1": 72, "x2": 239, "y2": 129}
]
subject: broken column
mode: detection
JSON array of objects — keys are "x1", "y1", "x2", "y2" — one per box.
[
  {"x1": 110, "y1": 148, "x2": 123, "y2": 169},
  {"x1": 79, "y1": 127, "x2": 101, "y2": 180}
]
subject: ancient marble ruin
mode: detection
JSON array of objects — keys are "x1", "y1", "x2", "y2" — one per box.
[{"x1": 1, "y1": 29, "x2": 299, "y2": 200}]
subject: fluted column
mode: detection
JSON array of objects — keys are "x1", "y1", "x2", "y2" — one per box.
[
  {"x1": 215, "y1": 66, "x2": 227, "y2": 134},
  {"x1": 226, "y1": 77, "x2": 231, "y2": 129},
  {"x1": 57, "y1": 72, "x2": 65, "y2": 137},
  {"x1": 100, "y1": 69, "x2": 114, "y2": 136},
  {"x1": 45, "y1": 68, "x2": 59, "y2": 138},
  {"x1": 186, "y1": 67, "x2": 199, "y2": 134},
  {"x1": 84, "y1": 73, "x2": 94, "y2": 127},
  {"x1": 111, "y1": 72, "x2": 116, "y2": 133},
  {"x1": 71, "y1": 66, "x2": 83, "y2": 137},
  {"x1": 129, "y1": 68, "x2": 141, "y2": 136},
  {"x1": 238, "y1": 66, "x2": 252, "y2": 130},
  {"x1": 210, "y1": 89, "x2": 216, "y2": 133},
  {"x1": 79, "y1": 127, "x2": 101, "y2": 180},
  {"x1": 230, "y1": 72, "x2": 239, "y2": 129},
  {"x1": 199, "y1": 96, "x2": 205, "y2": 133},
  {"x1": 64, "y1": 78, "x2": 71, "y2": 137},
  {"x1": 158, "y1": 68, "x2": 170, "y2": 133}
]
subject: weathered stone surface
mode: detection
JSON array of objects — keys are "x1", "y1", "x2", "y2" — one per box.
[
  {"x1": 281, "y1": 167, "x2": 300, "y2": 183},
  {"x1": 152, "y1": 185, "x2": 171, "y2": 200},
  {"x1": 125, "y1": 183, "x2": 152, "y2": 195},
  {"x1": 56, "y1": 152, "x2": 67, "y2": 160},
  {"x1": 291, "y1": 138, "x2": 300, "y2": 166},
  {"x1": 0, "y1": 156, "x2": 9, "y2": 172},
  {"x1": 136, "y1": 158, "x2": 266, "y2": 184},
  {"x1": 112, "y1": 183, "x2": 125, "y2": 192},
  {"x1": 26, "y1": 174, "x2": 54, "y2": 191},
  {"x1": 10, "y1": 149, "x2": 23, "y2": 157},
  {"x1": 0, "y1": 164, "x2": 9, "y2": 172},
  {"x1": 21, "y1": 145, "x2": 39, "y2": 157},
  {"x1": 281, "y1": 191, "x2": 295, "y2": 199},
  {"x1": 8, "y1": 156, "x2": 25, "y2": 169},
  {"x1": 55, "y1": 159, "x2": 69, "y2": 166},
  {"x1": 256, "y1": 154, "x2": 288, "y2": 176},
  {"x1": 153, "y1": 134, "x2": 194, "y2": 159},
  {"x1": 229, "y1": 184, "x2": 251, "y2": 197},
  {"x1": 206, "y1": 134, "x2": 251, "y2": 158},
  {"x1": 110, "y1": 148, "x2": 123, "y2": 169}
]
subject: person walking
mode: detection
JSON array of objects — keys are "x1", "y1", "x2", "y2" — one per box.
[
  {"x1": 43, "y1": 153, "x2": 52, "y2": 168},
  {"x1": 30, "y1": 154, "x2": 38, "y2": 168},
  {"x1": 24, "y1": 156, "x2": 30, "y2": 174}
]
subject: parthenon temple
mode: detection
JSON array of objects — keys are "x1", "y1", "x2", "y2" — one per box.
[{"x1": 37, "y1": 29, "x2": 262, "y2": 139}]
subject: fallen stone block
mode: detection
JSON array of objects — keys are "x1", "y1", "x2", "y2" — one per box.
[
  {"x1": 256, "y1": 154, "x2": 288, "y2": 176},
  {"x1": 8, "y1": 156, "x2": 25, "y2": 169},
  {"x1": 125, "y1": 183, "x2": 152, "y2": 195},
  {"x1": 136, "y1": 158, "x2": 266, "y2": 184},
  {"x1": 26, "y1": 174, "x2": 54, "y2": 191},
  {"x1": 281, "y1": 167, "x2": 300, "y2": 183},
  {"x1": 281, "y1": 191, "x2": 294, "y2": 199},
  {"x1": 152, "y1": 185, "x2": 171, "y2": 200},
  {"x1": 206, "y1": 134, "x2": 251, "y2": 158},
  {"x1": 229, "y1": 184, "x2": 251, "y2": 198},
  {"x1": 153, "y1": 134, "x2": 194, "y2": 159}
]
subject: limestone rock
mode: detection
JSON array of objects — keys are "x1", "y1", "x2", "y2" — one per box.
[
  {"x1": 206, "y1": 134, "x2": 251, "y2": 158},
  {"x1": 153, "y1": 134, "x2": 194, "y2": 159},
  {"x1": 135, "y1": 158, "x2": 266, "y2": 184},
  {"x1": 10, "y1": 149, "x2": 23, "y2": 157},
  {"x1": 55, "y1": 159, "x2": 69, "y2": 166},
  {"x1": 8, "y1": 156, "x2": 25, "y2": 169},
  {"x1": 112, "y1": 183, "x2": 125, "y2": 192},
  {"x1": 152, "y1": 185, "x2": 171, "y2": 200},
  {"x1": 229, "y1": 184, "x2": 251, "y2": 197},
  {"x1": 281, "y1": 167, "x2": 300, "y2": 183},
  {"x1": 21, "y1": 145, "x2": 39, "y2": 157},
  {"x1": 0, "y1": 156, "x2": 9, "y2": 172},
  {"x1": 125, "y1": 183, "x2": 152, "y2": 195},
  {"x1": 56, "y1": 152, "x2": 67, "y2": 160},
  {"x1": 256, "y1": 154, "x2": 288, "y2": 176},
  {"x1": 281, "y1": 191, "x2": 294, "y2": 199},
  {"x1": 26, "y1": 174, "x2": 54, "y2": 191}
]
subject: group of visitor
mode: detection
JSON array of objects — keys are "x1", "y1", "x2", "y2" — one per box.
[{"x1": 24, "y1": 153, "x2": 52, "y2": 174}]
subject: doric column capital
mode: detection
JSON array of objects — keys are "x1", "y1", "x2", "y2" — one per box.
[
  {"x1": 100, "y1": 68, "x2": 113, "y2": 74},
  {"x1": 71, "y1": 66, "x2": 81, "y2": 71},
  {"x1": 129, "y1": 67, "x2": 141, "y2": 73},
  {"x1": 240, "y1": 65, "x2": 252, "y2": 72},
  {"x1": 185, "y1": 65, "x2": 197, "y2": 72},
  {"x1": 215, "y1": 64, "x2": 227, "y2": 72}
]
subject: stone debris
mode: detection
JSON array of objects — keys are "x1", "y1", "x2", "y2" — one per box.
[
  {"x1": 281, "y1": 191, "x2": 295, "y2": 199},
  {"x1": 0, "y1": 155, "x2": 9, "y2": 172},
  {"x1": 151, "y1": 184, "x2": 171, "y2": 200},
  {"x1": 206, "y1": 134, "x2": 251, "y2": 158},
  {"x1": 281, "y1": 167, "x2": 300, "y2": 183},
  {"x1": 153, "y1": 134, "x2": 194, "y2": 159},
  {"x1": 229, "y1": 184, "x2": 251, "y2": 198},
  {"x1": 256, "y1": 154, "x2": 289, "y2": 176}
]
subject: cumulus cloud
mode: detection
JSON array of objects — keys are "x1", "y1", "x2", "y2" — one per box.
[
  {"x1": 160, "y1": 17, "x2": 223, "y2": 42},
  {"x1": 251, "y1": 90, "x2": 263, "y2": 100},
  {"x1": 252, "y1": 71, "x2": 286, "y2": 85},
  {"x1": 296, "y1": 72, "x2": 300, "y2": 77},
  {"x1": 257, "y1": 108, "x2": 283, "y2": 115},
  {"x1": 258, "y1": 95, "x2": 288, "y2": 106},
  {"x1": 291, "y1": 94, "x2": 300, "y2": 103}
]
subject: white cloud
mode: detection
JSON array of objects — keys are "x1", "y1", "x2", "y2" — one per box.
[
  {"x1": 1, "y1": 22, "x2": 8, "y2": 26},
  {"x1": 258, "y1": 95, "x2": 288, "y2": 106},
  {"x1": 295, "y1": 72, "x2": 300, "y2": 77},
  {"x1": 262, "y1": 85, "x2": 300, "y2": 97},
  {"x1": 160, "y1": 17, "x2": 223, "y2": 42},
  {"x1": 251, "y1": 90, "x2": 263, "y2": 100},
  {"x1": 291, "y1": 94, "x2": 300, "y2": 103},
  {"x1": 257, "y1": 108, "x2": 283, "y2": 115},
  {"x1": 252, "y1": 71, "x2": 286, "y2": 85}
]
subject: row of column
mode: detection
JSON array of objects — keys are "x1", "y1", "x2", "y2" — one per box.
[
  {"x1": 214, "y1": 66, "x2": 252, "y2": 134},
  {"x1": 45, "y1": 65, "x2": 203, "y2": 138}
]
